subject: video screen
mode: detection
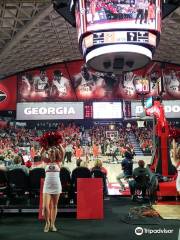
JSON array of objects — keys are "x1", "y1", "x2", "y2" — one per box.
[
  {"x1": 72, "y1": 64, "x2": 118, "y2": 100},
  {"x1": 135, "y1": 78, "x2": 150, "y2": 94},
  {"x1": 144, "y1": 96, "x2": 153, "y2": 108},
  {"x1": 162, "y1": 100, "x2": 180, "y2": 119},
  {"x1": 163, "y1": 68, "x2": 180, "y2": 99},
  {"x1": 17, "y1": 65, "x2": 76, "y2": 102},
  {"x1": 16, "y1": 61, "x2": 180, "y2": 103},
  {"x1": 131, "y1": 100, "x2": 180, "y2": 118},
  {"x1": 85, "y1": 0, "x2": 161, "y2": 32},
  {"x1": 93, "y1": 102, "x2": 122, "y2": 119}
]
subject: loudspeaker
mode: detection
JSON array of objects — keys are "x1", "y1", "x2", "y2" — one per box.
[{"x1": 113, "y1": 58, "x2": 124, "y2": 69}]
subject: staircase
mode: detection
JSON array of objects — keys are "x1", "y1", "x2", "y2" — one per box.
[{"x1": 127, "y1": 132, "x2": 144, "y2": 156}]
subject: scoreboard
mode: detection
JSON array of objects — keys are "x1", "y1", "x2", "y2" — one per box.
[
  {"x1": 84, "y1": 102, "x2": 123, "y2": 119},
  {"x1": 84, "y1": 103, "x2": 93, "y2": 119}
]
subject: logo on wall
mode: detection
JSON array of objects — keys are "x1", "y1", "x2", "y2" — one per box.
[{"x1": 0, "y1": 90, "x2": 7, "y2": 102}]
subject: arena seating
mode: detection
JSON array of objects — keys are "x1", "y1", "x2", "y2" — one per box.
[
  {"x1": 91, "y1": 169, "x2": 108, "y2": 196},
  {"x1": 0, "y1": 169, "x2": 9, "y2": 204},
  {"x1": 59, "y1": 167, "x2": 71, "y2": 205},
  {"x1": 8, "y1": 168, "x2": 29, "y2": 197},
  {"x1": 0, "y1": 167, "x2": 109, "y2": 211}
]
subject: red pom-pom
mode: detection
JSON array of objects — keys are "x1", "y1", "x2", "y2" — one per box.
[
  {"x1": 36, "y1": 131, "x2": 63, "y2": 150},
  {"x1": 26, "y1": 160, "x2": 32, "y2": 168},
  {"x1": 169, "y1": 127, "x2": 180, "y2": 139}
]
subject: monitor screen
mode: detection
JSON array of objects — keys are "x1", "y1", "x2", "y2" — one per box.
[
  {"x1": 93, "y1": 102, "x2": 122, "y2": 119},
  {"x1": 85, "y1": 0, "x2": 161, "y2": 32},
  {"x1": 135, "y1": 78, "x2": 150, "y2": 94},
  {"x1": 144, "y1": 97, "x2": 153, "y2": 109}
]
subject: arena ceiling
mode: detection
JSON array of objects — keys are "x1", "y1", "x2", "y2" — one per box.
[{"x1": 0, "y1": 0, "x2": 179, "y2": 80}]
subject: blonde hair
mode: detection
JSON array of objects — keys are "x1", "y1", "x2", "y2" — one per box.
[
  {"x1": 80, "y1": 160, "x2": 88, "y2": 168},
  {"x1": 94, "y1": 159, "x2": 102, "y2": 168}
]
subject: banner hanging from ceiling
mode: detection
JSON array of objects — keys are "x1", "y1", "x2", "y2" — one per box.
[
  {"x1": 17, "y1": 63, "x2": 76, "y2": 102},
  {"x1": 15, "y1": 60, "x2": 180, "y2": 102}
]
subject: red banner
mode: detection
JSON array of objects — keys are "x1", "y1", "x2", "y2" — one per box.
[
  {"x1": 17, "y1": 63, "x2": 76, "y2": 102},
  {"x1": 0, "y1": 60, "x2": 178, "y2": 105},
  {"x1": 77, "y1": 178, "x2": 104, "y2": 219}
]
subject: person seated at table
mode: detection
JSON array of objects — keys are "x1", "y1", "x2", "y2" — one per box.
[
  {"x1": 80, "y1": 160, "x2": 89, "y2": 168},
  {"x1": 129, "y1": 160, "x2": 150, "y2": 200},
  {"x1": 91, "y1": 159, "x2": 108, "y2": 176}
]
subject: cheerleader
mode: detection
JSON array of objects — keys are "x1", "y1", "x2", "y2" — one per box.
[
  {"x1": 39, "y1": 132, "x2": 64, "y2": 232},
  {"x1": 172, "y1": 139, "x2": 180, "y2": 194}
]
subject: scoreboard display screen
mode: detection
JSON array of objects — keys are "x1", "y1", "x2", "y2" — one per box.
[
  {"x1": 93, "y1": 102, "x2": 122, "y2": 119},
  {"x1": 84, "y1": 103, "x2": 93, "y2": 118}
]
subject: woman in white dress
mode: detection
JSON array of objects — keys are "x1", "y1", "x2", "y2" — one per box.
[
  {"x1": 41, "y1": 144, "x2": 64, "y2": 232},
  {"x1": 172, "y1": 139, "x2": 180, "y2": 195}
]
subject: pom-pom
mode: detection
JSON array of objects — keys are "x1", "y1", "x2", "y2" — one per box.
[
  {"x1": 36, "y1": 131, "x2": 63, "y2": 150},
  {"x1": 25, "y1": 160, "x2": 32, "y2": 168},
  {"x1": 169, "y1": 127, "x2": 180, "y2": 139}
]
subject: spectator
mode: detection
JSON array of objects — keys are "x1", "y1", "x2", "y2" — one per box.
[
  {"x1": 80, "y1": 160, "x2": 89, "y2": 168},
  {"x1": 7, "y1": 155, "x2": 29, "y2": 175},
  {"x1": 129, "y1": 160, "x2": 150, "y2": 200},
  {"x1": 91, "y1": 159, "x2": 108, "y2": 176}
]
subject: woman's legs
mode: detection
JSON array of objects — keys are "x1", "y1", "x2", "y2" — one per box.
[
  {"x1": 50, "y1": 194, "x2": 60, "y2": 231},
  {"x1": 176, "y1": 173, "x2": 180, "y2": 195},
  {"x1": 42, "y1": 193, "x2": 51, "y2": 232}
]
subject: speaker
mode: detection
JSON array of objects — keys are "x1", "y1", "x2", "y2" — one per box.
[{"x1": 113, "y1": 58, "x2": 124, "y2": 70}]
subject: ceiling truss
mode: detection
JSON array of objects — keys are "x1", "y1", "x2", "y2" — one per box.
[{"x1": 0, "y1": 1, "x2": 179, "y2": 79}]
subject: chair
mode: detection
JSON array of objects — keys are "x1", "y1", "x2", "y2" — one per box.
[
  {"x1": 7, "y1": 168, "x2": 29, "y2": 205},
  {"x1": 91, "y1": 169, "x2": 108, "y2": 196},
  {"x1": 59, "y1": 167, "x2": 71, "y2": 205},
  {"x1": 134, "y1": 174, "x2": 150, "y2": 201},
  {"x1": 8, "y1": 168, "x2": 29, "y2": 196},
  {"x1": 0, "y1": 170, "x2": 9, "y2": 203},
  {"x1": 71, "y1": 167, "x2": 91, "y2": 203},
  {"x1": 60, "y1": 167, "x2": 71, "y2": 191},
  {"x1": 29, "y1": 168, "x2": 45, "y2": 197},
  {"x1": 71, "y1": 167, "x2": 91, "y2": 188}
]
